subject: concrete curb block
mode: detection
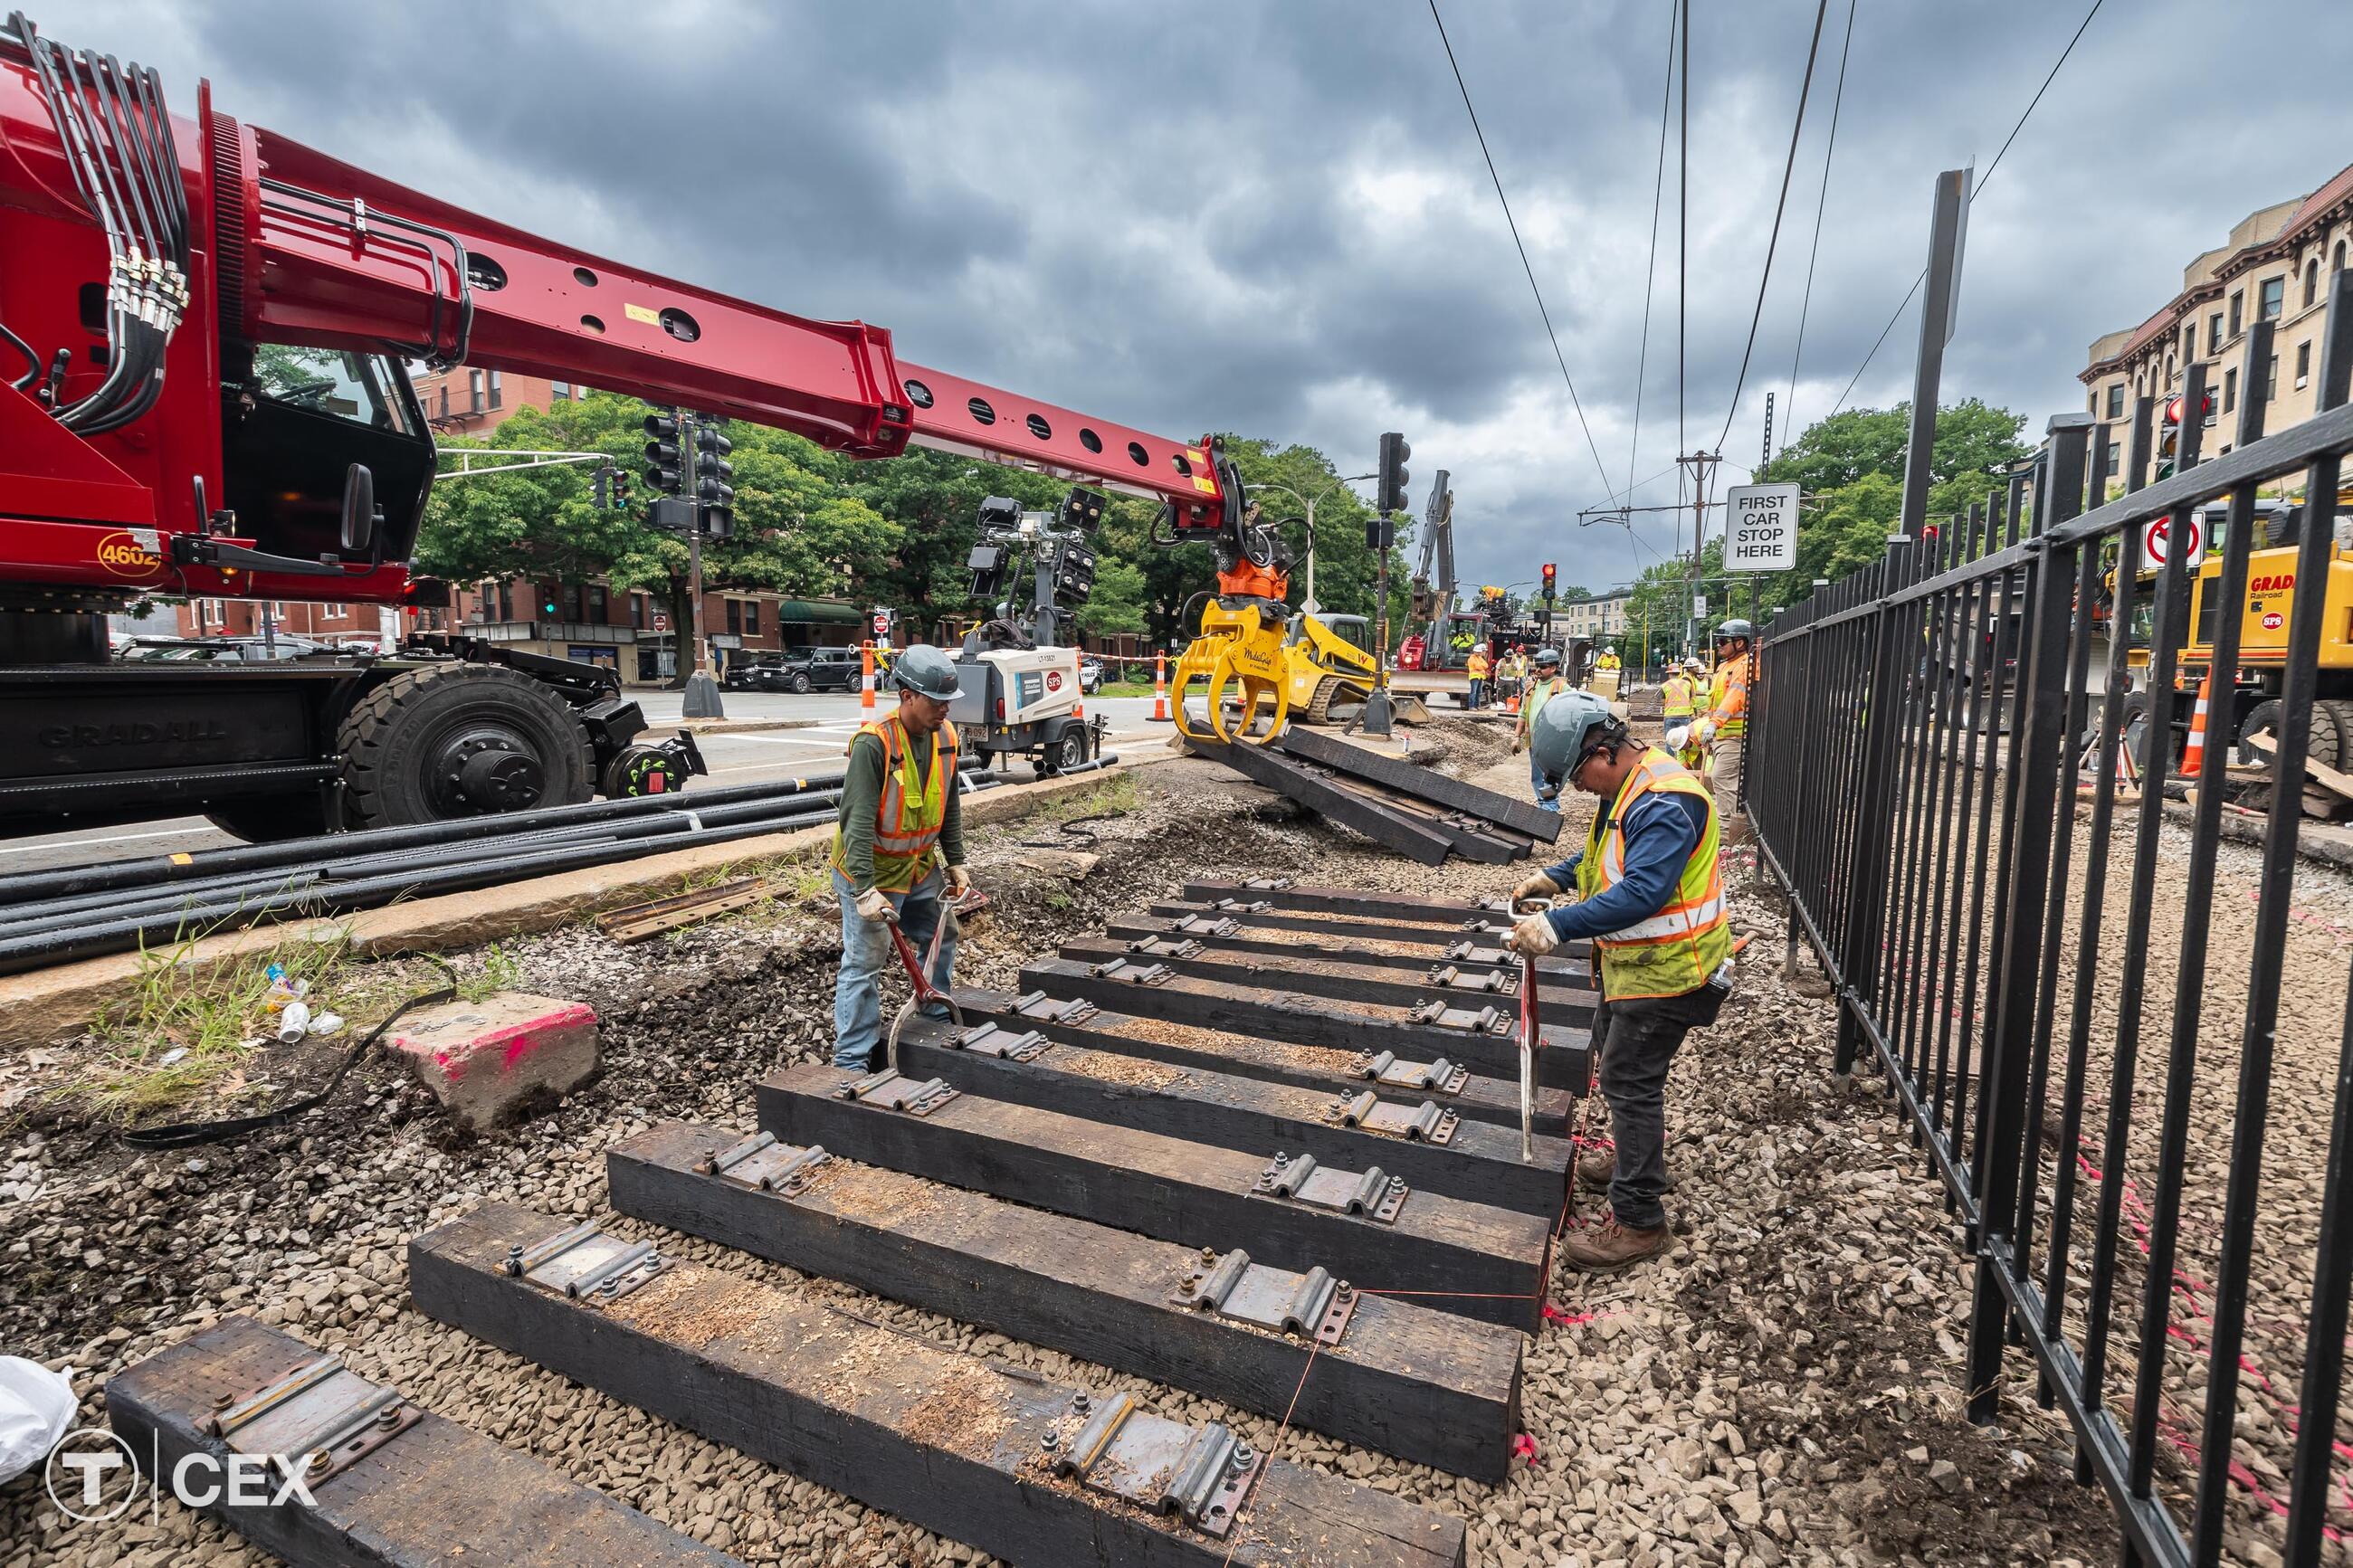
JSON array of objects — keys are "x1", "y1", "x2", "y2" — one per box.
[
  {"x1": 0, "y1": 764, "x2": 1158, "y2": 1050},
  {"x1": 668, "y1": 717, "x2": 824, "y2": 735}
]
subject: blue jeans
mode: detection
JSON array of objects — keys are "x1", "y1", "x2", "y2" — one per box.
[
  {"x1": 1529, "y1": 754, "x2": 1560, "y2": 813},
  {"x1": 833, "y1": 867, "x2": 957, "y2": 1069},
  {"x1": 1468, "y1": 677, "x2": 1486, "y2": 708}
]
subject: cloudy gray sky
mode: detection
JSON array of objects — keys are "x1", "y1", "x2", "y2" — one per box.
[{"x1": 71, "y1": 0, "x2": 2353, "y2": 593}]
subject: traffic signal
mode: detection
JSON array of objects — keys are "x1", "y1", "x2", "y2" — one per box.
[
  {"x1": 643, "y1": 411, "x2": 684, "y2": 496},
  {"x1": 1541, "y1": 563, "x2": 1558, "y2": 605},
  {"x1": 1377, "y1": 432, "x2": 1412, "y2": 515},
  {"x1": 541, "y1": 588, "x2": 559, "y2": 616},
  {"x1": 693, "y1": 420, "x2": 735, "y2": 534},
  {"x1": 2156, "y1": 392, "x2": 2214, "y2": 480},
  {"x1": 592, "y1": 465, "x2": 610, "y2": 508},
  {"x1": 610, "y1": 470, "x2": 632, "y2": 510}
]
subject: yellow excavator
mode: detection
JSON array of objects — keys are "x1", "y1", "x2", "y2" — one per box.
[{"x1": 1155, "y1": 451, "x2": 1401, "y2": 745}]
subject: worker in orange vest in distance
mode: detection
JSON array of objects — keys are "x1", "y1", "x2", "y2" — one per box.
[
  {"x1": 1689, "y1": 621, "x2": 1754, "y2": 841},
  {"x1": 1465, "y1": 645, "x2": 1491, "y2": 709}
]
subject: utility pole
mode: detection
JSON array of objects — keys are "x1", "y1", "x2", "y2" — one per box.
[
  {"x1": 1898, "y1": 167, "x2": 1969, "y2": 540},
  {"x1": 1677, "y1": 448, "x2": 1720, "y2": 655}
]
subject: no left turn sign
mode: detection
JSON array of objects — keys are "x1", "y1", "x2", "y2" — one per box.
[{"x1": 2142, "y1": 514, "x2": 2205, "y2": 567}]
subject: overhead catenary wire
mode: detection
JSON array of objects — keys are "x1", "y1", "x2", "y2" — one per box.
[
  {"x1": 1711, "y1": 0, "x2": 1831, "y2": 454},
  {"x1": 1426, "y1": 0, "x2": 1617, "y2": 500},
  {"x1": 1820, "y1": 0, "x2": 2106, "y2": 423},
  {"x1": 1624, "y1": 0, "x2": 1681, "y2": 506},
  {"x1": 1782, "y1": 0, "x2": 1857, "y2": 446}
]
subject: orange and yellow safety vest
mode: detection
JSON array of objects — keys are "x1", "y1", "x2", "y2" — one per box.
[{"x1": 830, "y1": 713, "x2": 960, "y2": 892}]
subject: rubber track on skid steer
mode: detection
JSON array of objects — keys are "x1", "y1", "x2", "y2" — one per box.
[
  {"x1": 891, "y1": 1014, "x2": 1573, "y2": 1215},
  {"x1": 946, "y1": 984, "x2": 1574, "y2": 1133},
  {"x1": 756, "y1": 1064, "x2": 1550, "y2": 1333},
  {"x1": 1188, "y1": 740, "x2": 1454, "y2": 865},
  {"x1": 107, "y1": 1317, "x2": 745, "y2": 1568},
  {"x1": 412, "y1": 1203, "x2": 1469, "y2": 1567},
  {"x1": 607, "y1": 1123, "x2": 1524, "y2": 1480},
  {"x1": 1019, "y1": 955, "x2": 1593, "y2": 1094},
  {"x1": 1275, "y1": 727, "x2": 1565, "y2": 841}
]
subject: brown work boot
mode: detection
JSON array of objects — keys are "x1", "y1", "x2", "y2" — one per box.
[
  {"x1": 1558, "y1": 1213, "x2": 1671, "y2": 1273},
  {"x1": 1576, "y1": 1144, "x2": 1615, "y2": 1193}
]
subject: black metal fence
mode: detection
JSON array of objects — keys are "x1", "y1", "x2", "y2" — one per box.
[{"x1": 1748, "y1": 271, "x2": 2353, "y2": 1568}]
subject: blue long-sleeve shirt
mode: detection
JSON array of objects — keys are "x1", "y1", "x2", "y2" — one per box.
[{"x1": 1541, "y1": 788, "x2": 1708, "y2": 943}]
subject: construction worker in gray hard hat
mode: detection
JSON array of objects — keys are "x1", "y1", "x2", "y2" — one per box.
[
  {"x1": 1689, "y1": 619, "x2": 1754, "y2": 841},
  {"x1": 1508, "y1": 646, "x2": 1572, "y2": 811},
  {"x1": 1508, "y1": 688, "x2": 1732, "y2": 1271},
  {"x1": 829, "y1": 643, "x2": 973, "y2": 1070}
]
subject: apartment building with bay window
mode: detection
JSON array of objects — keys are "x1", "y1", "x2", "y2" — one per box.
[{"x1": 2081, "y1": 160, "x2": 2353, "y2": 471}]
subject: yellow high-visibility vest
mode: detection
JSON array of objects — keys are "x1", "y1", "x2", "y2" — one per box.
[{"x1": 1574, "y1": 747, "x2": 1729, "y2": 1000}]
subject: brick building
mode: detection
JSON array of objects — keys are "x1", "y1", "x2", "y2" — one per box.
[
  {"x1": 2082, "y1": 160, "x2": 2353, "y2": 475},
  {"x1": 170, "y1": 595, "x2": 401, "y2": 649},
  {"x1": 449, "y1": 576, "x2": 864, "y2": 687},
  {"x1": 410, "y1": 366, "x2": 586, "y2": 436}
]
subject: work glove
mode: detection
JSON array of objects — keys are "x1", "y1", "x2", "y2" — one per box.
[
  {"x1": 945, "y1": 864, "x2": 972, "y2": 898},
  {"x1": 1690, "y1": 718, "x2": 1714, "y2": 747},
  {"x1": 1509, "y1": 912, "x2": 1561, "y2": 956},
  {"x1": 854, "y1": 887, "x2": 898, "y2": 925},
  {"x1": 1512, "y1": 871, "x2": 1560, "y2": 905}
]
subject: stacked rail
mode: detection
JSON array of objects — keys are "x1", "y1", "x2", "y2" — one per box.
[
  {"x1": 110, "y1": 881, "x2": 1593, "y2": 1566},
  {"x1": 1190, "y1": 729, "x2": 1562, "y2": 865},
  {"x1": 0, "y1": 769, "x2": 1002, "y2": 974}
]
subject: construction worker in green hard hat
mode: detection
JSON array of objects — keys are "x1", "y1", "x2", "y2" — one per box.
[
  {"x1": 1508, "y1": 688, "x2": 1732, "y2": 1272},
  {"x1": 1508, "y1": 645, "x2": 1572, "y2": 812},
  {"x1": 830, "y1": 644, "x2": 974, "y2": 1070},
  {"x1": 1690, "y1": 620, "x2": 1754, "y2": 841}
]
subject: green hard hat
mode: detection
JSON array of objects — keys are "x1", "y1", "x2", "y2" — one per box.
[
  {"x1": 891, "y1": 643, "x2": 962, "y2": 700},
  {"x1": 1528, "y1": 688, "x2": 1623, "y2": 785}
]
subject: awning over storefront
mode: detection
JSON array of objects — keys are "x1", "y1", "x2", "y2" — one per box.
[{"x1": 775, "y1": 598, "x2": 865, "y2": 625}]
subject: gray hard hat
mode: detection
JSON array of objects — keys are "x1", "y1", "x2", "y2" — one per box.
[
  {"x1": 891, "y1": 643, "x2": 962, "y2": 701},
  {"x1": 1718, "y1": 618, "x2": 1754, "y2": 641},
  {"x1": 1528, "y1": 688, "x2": 1624, "y2": 784},
  {"x1": 1532, "y1": 646, "x2": 1562, "y2": 668}
]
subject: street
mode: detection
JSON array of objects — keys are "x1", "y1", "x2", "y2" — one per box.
[{"x1": 0, "y1": 690, "x2": 1170, "y2": 873}]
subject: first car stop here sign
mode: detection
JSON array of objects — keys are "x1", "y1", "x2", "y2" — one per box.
[{"x1": 1726, "y1": 483, "x2": 1800, "y2": 572}]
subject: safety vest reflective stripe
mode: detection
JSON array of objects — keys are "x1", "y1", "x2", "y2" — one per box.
[
  {"x1": 1709, "y1": 655, "x2": 1750, "y2": 737},
  {"x1": 1576, "y1": 748, "x2": 1729, "y2": 1000},
  {"x1": 1662, "y1": 676, "x2": 1694, "y2": 718}
]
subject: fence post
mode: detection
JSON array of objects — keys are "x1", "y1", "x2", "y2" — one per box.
[
  {"x1": 1830, "y1": 536, "x2": 1914, "y2": 1078},
  {"x1": 1962, "y1": 413, "x2": 2091, "y2": 1424}
]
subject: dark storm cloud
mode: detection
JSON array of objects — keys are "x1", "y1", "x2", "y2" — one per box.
[{"x1": 71, "y1": 0, "x2": 2353, "y2": 590}]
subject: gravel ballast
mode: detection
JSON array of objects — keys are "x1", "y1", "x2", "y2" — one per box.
[{"x1": 6, "y1": 726, "x2": 2312, "y2": 1566}]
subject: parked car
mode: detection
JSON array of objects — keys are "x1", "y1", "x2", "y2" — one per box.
[
  {"x1": 1078, "y1": 655, "x2": 1104, "y2": 694},
  {"x1": 724, "y1": 657, "x2": 781, "y2": 691},
  {"x1": 768, "y1": 645, "x2": 866, "y2": 694}
]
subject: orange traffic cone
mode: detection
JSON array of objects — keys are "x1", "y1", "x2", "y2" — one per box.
[
  {"x1": 861, "y1": 641, "x2": 877, "y2": 711},
  {"x1": 2180, "y1": 672, "x2": 2212, "y2": 776},
  {"x1": 1149, "y1": 651, "x2": 1171, "y2": 722}
]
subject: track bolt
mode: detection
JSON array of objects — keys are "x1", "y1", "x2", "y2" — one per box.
[
  {"x1": 1072, "y1": 1392, "x2": 1091, "y2": 1413},
  {"x1": 1041, "y1": 1430, "x2": 1060, "y2": 1451},
  {"x1": 307, "y1": 1448, "x2": 332, "y2": 1473},
  {"x1": 1199, "y1": 1247, "x2": 1216, "y2": 1263},
  {"x1": 376, "y1": 1406, "x2": 403, "y2": 1430},
  {"x1": 1338, "y1": 1281, "x2": 1353, "y2": 1298},
  {"x1": 211, "y1": 1392, "x2": 234, "y2": 1411},
  {"x1": 503, "y1": 1244, "x2": 524, "y2": 1276}
]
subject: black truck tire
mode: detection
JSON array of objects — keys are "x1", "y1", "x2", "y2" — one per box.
[{"x1": 338, "y1": 664, "x2": 593, "y2": 830}]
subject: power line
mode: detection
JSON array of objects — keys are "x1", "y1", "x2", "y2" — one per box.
[
  {"x1": 1426, "y1": 0, "x2": 1616, "y2": 499},
  {"x1": 1783, "y1": 0, "x2": 1857, "y2": 447},
  {"x1": 1676, "y1": 0, "x2": 1689, "y2": 467},
  {"x1": 1712, "y1": 0, "x2": 1830, "y2": 452},
  {"x1": 1821, "y1": 0, "x2": 2105, "y2": 423},
  {"x1": 1624, "y1": 0, "x2": 1681, "y2": 505}
]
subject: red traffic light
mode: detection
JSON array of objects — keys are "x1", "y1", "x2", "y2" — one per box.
[{"x1": 2162, "y1": 393, "x2": 2215, "y2": 424}]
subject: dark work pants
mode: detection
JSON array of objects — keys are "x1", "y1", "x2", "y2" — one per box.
[{"x1": 1592, "y1": 982, "x2": 1724, "y2": 1229}]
